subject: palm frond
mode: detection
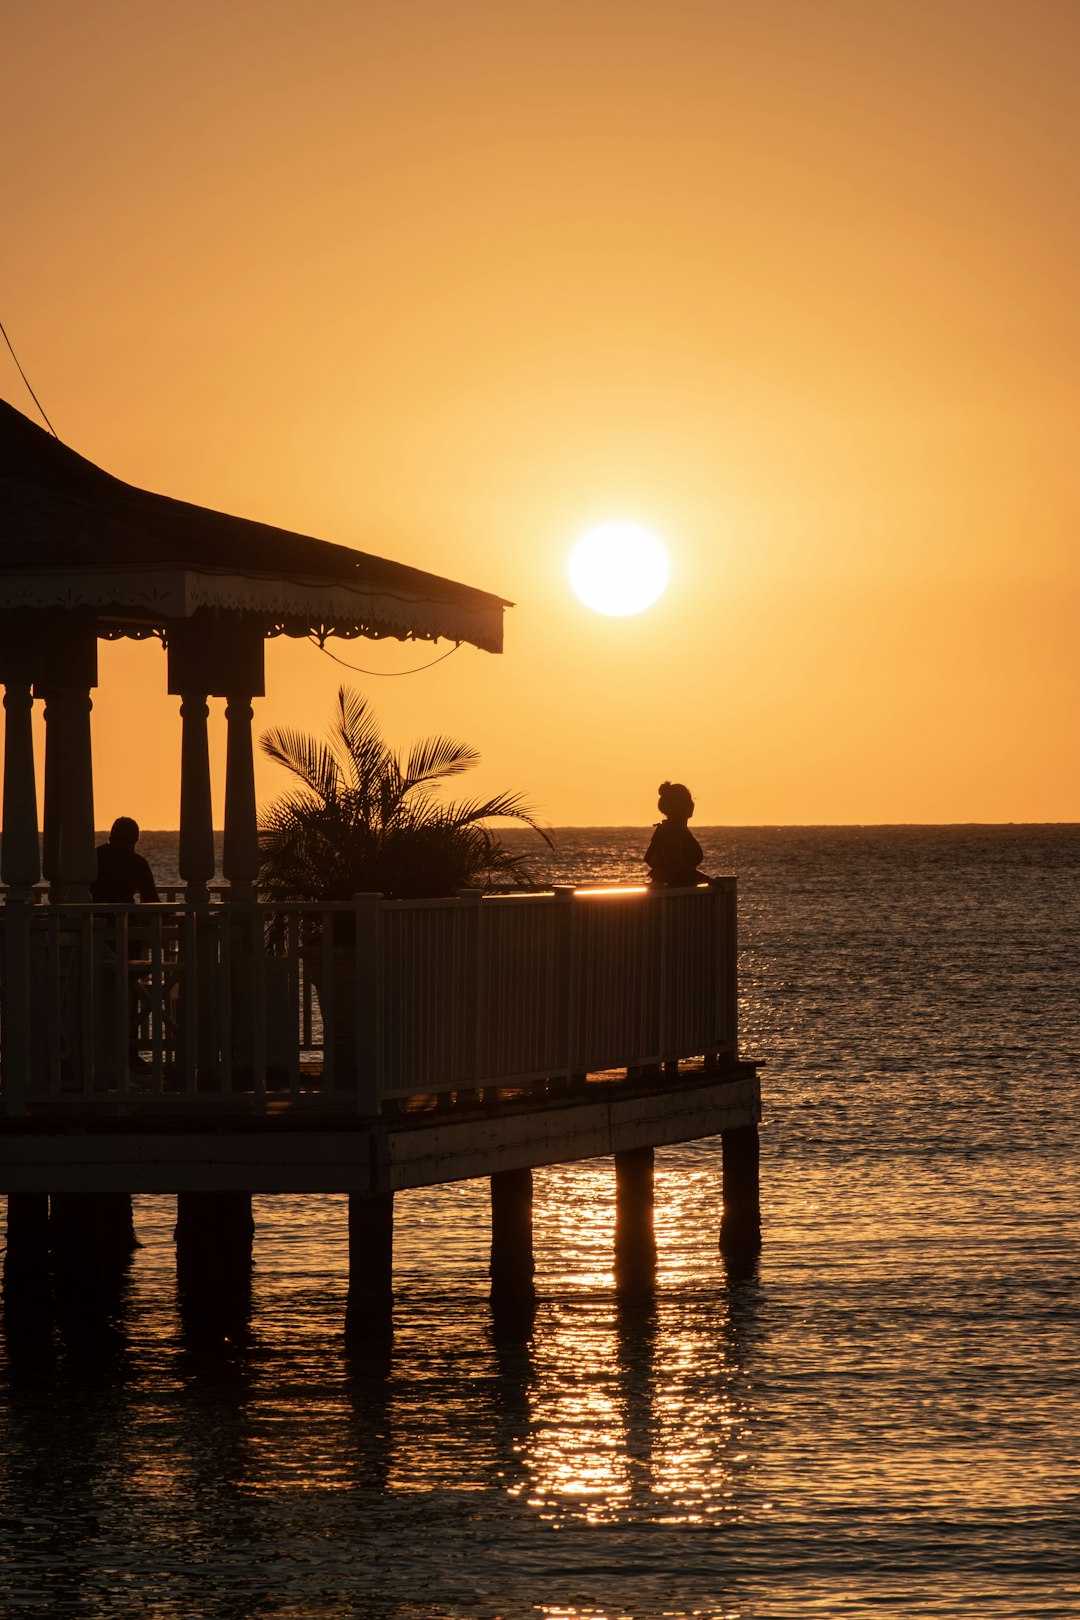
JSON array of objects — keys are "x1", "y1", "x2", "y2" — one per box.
[
  {"x1": 332, "y1": 687, "x2": 387, "y2": 779},
  {"x1": 402, "y1": 734, "x2": 480, "y2": 789},
  {"x1": 429, "y1": 791, "x2": 553, "y2": 843},
  {"x1": 260, "y1": 728, "x2": 340, "y2": 799}
]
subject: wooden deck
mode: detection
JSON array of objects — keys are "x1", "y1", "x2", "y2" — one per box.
[{"x1": 0, "y1": 1059, "x2": 759, "y2": 1194}]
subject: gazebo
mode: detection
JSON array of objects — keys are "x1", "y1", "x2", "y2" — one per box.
[
  {"x1": 0, "y1": 398, "x2": 509, "y2": 903},
  {"x1": 0, "y1": 399, "x2": 759, "y2": 1342}
]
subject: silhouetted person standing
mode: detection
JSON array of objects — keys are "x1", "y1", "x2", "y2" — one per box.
[
  {"x1": 644, "y1": 782, "x2": 705, "y2": 886},
  {"x1": 92, "y1": 817, "x2": 159, "y2": 904}
]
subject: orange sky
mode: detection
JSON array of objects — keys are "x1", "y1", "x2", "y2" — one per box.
[{"x1": 4, "y1": 0, "x2": 1078, "y2": 826}]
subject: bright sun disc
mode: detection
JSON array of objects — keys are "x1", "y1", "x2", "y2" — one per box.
[{"x1": 567, "y1": 522, "x2": 670, "y2": 616}]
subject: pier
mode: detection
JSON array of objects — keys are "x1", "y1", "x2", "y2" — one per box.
[
  {"x1": 0, "y1": 399, "x2": 761, "y2": 1340},
  {"x1": 2, "y1": 881, "x2": 761, "y2": 1337}
]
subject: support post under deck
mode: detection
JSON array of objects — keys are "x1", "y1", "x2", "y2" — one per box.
[
  {"x1": 346, "y1": 1192, "x2": 394, "y2": 1346},
  {"x1": 489, "y1": 1167, "x2": 536, "y2": 1325},
  {"x1": 50, "y1": 1192, "x2": 138, "y2": 1264},
  {"x1": 719, "y1": 1124, "x2": 762, "y2": 1262},
  {"x1": 173, "y1": 1192, "x2": 255, "y2": 1344},
  {"x1": 2, "y1": 1193, "x2": 52, "y2": 1339},
  {"x1": 614, "y1": 1146, "x2": 658, "y2": 1294},
  {"x1": 3, "y1": 1193, "x2": 50, "y2": 1278},
  {"x1": 174, "y1": 1191, "x2": 254, "y2": 1286}
]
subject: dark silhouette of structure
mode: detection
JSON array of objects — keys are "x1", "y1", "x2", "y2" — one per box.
[{"x1": 0, "y1": 402, "x2": 762, "y2": 1349}]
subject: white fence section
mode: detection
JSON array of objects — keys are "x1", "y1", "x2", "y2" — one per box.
[{"x1": 0, "y1": 881, "x2": 737, "y2": 1118}]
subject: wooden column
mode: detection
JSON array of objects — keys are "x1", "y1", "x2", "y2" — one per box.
[
  {"x1": 346, "y1": 1192, "x2": 394, "y2": 1344},
  {"x1": 223, "y1": 696, "x2": 259, "y2": 899},
  {"x1": 1, "y1": 684, "x2": 39, "y2": 1119},
  {"x1": 31, "y1": 616, "x2": 97, "y2": 903},
  {"x1": 40, "y1": 689, "x2": 64, "y2": 899},
  {"x1": 167, "y1": 616, "x2": 264, "y2": 902},
  {"x1": 1, "y1": 682, "x2": 41, "y2": 896},
  {"x1": 489, "y1": 1167, "x2": 536, "y2": 1322},
  {"x1": 59, "y1": 689, "x2": 97, "y2": 902},
  {"x1": 720, "y1": 1124, "x2": 761, "y2": 1262},
  {"x1": 41, "y1": 687, "x2": 97, "y2": 903},
  {"x1": 614, "y1": 1145, "x2": 658, "y2": 1294},
  {"x1": 179, "y1": 694, "x2": 215, "y2": 902}
]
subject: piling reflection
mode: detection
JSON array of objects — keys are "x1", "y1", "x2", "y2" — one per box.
[
  {"x1": 0, "y1": 1236, "x2": 140, "y2": 1618},
  {"x1": 496, "y1": 1157, "x2": 763, "y2": 1527},
  {"x1": 52, "y1": 1255, "x2": 134, "y2": 1374},
  {"x1": 343, "y1": 1346, "x2": 394, "y2": 1492},
  {"x1": 614, "y1": 1292, "x2": 659, "y2": 1510},
  {"x1": 0, "y1": 1174, "x2": 766, "y2": 1616},
  {"x1": 167, "y1": 1325, "x2": 264, "y2": 1565},
  {"x1": 2, "y1": 1257, "x2": 56, "y2": 1381},
  {"x1": 176, "y1": 1268, "x2": 254, "y2": 1355},
  {"x1": 3, "y1": 1202, "x2": 139, "y2": 1383},
  {"x1": 489, "y1": 1289, "x2": 538, "y2": 1345}
]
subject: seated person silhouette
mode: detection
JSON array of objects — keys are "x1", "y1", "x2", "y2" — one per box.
[
  {"x1": 644, "y1": 781, "x2": 706, "y2": 886},
  {"x1": 91, "y1": 817, "x2": 160, "y2": 904}
]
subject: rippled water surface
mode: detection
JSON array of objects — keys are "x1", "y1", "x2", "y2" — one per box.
[{"x1": 2, "y1": 826, "x2": 1079, "y2": 1619}]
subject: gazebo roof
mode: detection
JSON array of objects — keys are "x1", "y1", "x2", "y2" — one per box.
[{"x1": 0, "y1": 400, "x2": 509, "y2": 652}]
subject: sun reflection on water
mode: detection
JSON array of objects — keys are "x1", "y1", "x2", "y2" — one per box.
[
  {"x1": 3, "y1": 828, "x2": 1077, "y2": 1617},
  {"x1": 496, "y1": 1157, "x2": 757, "y2": 1531}
]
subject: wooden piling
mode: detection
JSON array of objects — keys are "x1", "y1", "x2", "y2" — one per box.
[
  {"x1": 719, "y1": 1124, "x2": 762, "y2": 1259},
  {"x1": 3, "y1": 1192, "x2": 51, "y2": 1321},
  {"x1": 4, "y1": 1192, "x2": 50, "y2": 1269},
  {"x1": 614, "y1": 1146, "x2": 658, "y2": 1294},
  {"x1": 174, "y1": 1191, "x2": 254, "y2": 1284},
  {"x1": 346, "y1": 1191, "x2": 394, "y2": 1344},
  {"x1": 172, "y1": 1192, "x2": 253, "y2": 1342},
  {"x1": 50, "y1": 1192, "x2": 138, "y2": 1266},
  {"x1": 489, "y1": 1167, "x2": 536, "y2": 1322}
]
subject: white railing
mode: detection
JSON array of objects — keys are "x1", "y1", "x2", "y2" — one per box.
[{"x1": 0, "y1": 881, "x2": 737, "y2": 1118}]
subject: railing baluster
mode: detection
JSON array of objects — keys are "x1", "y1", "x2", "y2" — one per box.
[
  {"x1": 300, "y1": 917, "x2": 313, "y2": 1050},
  {"x1": 285, "y1": 912, "x2": 301, "y2": 1098},
  {"x1": 148, "y1": 911, "x2": 164, "y2": 1092},
  {"x1": 320, "y1": 906, "x2": 335, "y2": 1092},
  {"x1": 0, "y1": 899, "x2": 33, "y2": 1117},
  {"x1": 182, "y1": 906, "x2": 199, "y2": 1096},
  {"x1": 251, "y1": 905, "x2": 267, "y2": 1106},
  {"x1": 554, "y1": 887, "x2": 574, "y2": 1084},
  {"x1": 45, "y1": 912, "x2": 60, "y2": 1096},
  {"x1": 76, "y1": 910, "x2": 93, "y2": 1097},
  {"x1": 220, "y1": 907, "x2": 233, "y2": 1091},
  {"x1": 114, "y1": 908, "x2": 130, "y2": 1097}
]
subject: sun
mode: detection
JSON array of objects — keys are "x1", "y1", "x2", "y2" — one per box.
[{"x1": 567, "y1": 522, "x2": 671, "y2": 616}]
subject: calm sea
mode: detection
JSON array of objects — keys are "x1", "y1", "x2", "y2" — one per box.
[{"x1": 2, "y1": 826, "x2": 1078, "y2": 1620}]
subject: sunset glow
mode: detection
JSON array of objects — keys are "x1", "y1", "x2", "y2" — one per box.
[{"x1": 2, "y1": 1, "x2": 1077, "y2": 825}]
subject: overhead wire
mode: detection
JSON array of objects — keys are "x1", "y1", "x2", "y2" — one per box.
[
  {"x1": 0, "y1": 316, "x2": 58, "y2": 437},
  {"x1": 309, "y1": 635, "x2": 462, "y2": 676}
]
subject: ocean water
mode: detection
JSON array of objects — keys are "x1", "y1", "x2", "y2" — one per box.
[{"x1": 2, "y1": 826, "x2": 1078, "y2": 1620}]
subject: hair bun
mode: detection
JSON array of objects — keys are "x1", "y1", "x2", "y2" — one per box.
[{"x1": 657, "y1": 781, "x2": 694, "y2": 817}]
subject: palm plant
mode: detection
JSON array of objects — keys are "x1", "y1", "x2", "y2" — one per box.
[{"x1": 258, "y1": 685, "x2": 551, "y2": 905}]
